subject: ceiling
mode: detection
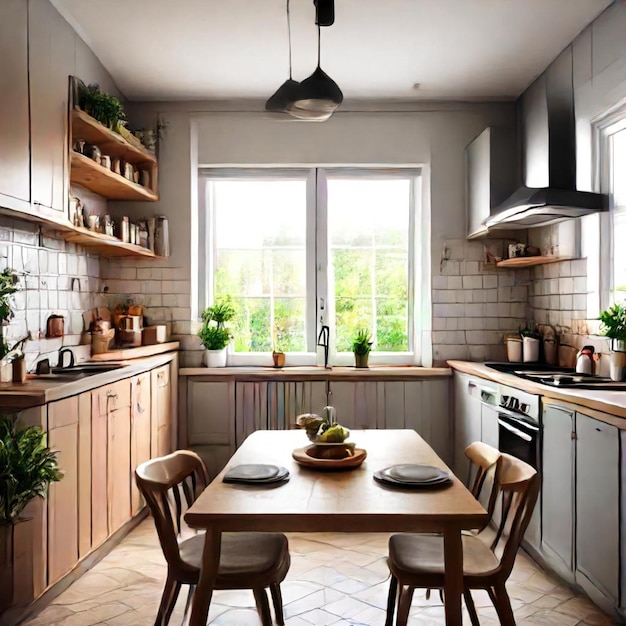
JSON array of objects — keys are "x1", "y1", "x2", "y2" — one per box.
[{"x1": 53, "y1": 0, "x2": 612, "y2": 102}]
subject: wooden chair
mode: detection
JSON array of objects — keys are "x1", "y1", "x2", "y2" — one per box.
[
  {"x1": 135, "y1": 450, "x2": 291, "y2": 626},
  {"x1": 385, "y1": 452, "x2": 539, "y2": 626}
]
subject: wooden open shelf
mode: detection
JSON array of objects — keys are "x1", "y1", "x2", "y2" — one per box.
[
  {"x1": 53, "y1": 225, "x2": 158, "y2": 258},
  {"x1": 71, "y1": 109, "x2": 156, "y2": 166},
  {"x1": 70, "y1": 152, "x2": 158, "y2": 201},
  {"x1": 496, "y1": 255, "x2": 575, "y2": 268}
]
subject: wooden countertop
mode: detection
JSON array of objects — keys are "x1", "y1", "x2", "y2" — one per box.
[
  {"x1": 0, "y1": 352, "x2": 178, "y2": 410},
  {"x1": 179, "y1": 365, "x2": 451, "y2": 381},
  {"x1": 448, "y1": 360, "x2": 626, "y2": 425}
]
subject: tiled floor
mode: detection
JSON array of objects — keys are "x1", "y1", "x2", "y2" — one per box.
[{"x1": 22, "y1": 519, "x2": 614, "y2": 626}]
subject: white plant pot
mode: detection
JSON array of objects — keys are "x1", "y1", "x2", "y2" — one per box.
[
  {"x1": 522, "y1": 337, "x2": 540, "y2": 362},
  {"x1": 610, "y1": 350, "x2": 626, "y2": 382},
  {"x1": 203, "y1": 348, "x2": 227, "y2": 368}
]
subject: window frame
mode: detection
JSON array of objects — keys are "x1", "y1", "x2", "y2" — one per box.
[
  {"x1": 197, "y1": 166, "x2": 425, "y2": 366},
  {"x1": 596, "y1": 105, "x2": 626, "y2": 312}
]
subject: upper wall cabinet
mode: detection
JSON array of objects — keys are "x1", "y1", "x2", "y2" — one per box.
[
  {"x1": 0, "y1": 0, "x2": 31, "y2": 212},
  {"x1": 29, "y1": 0, "x2": 74, "y2": 217},
  {"x1": 465, "y1": 127, "x2": 517, "y2": 239}
]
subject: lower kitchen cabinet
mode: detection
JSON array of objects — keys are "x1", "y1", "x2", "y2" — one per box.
[
  {"x1": 542, "y1": 403, "x2": 575, "y2": 577},
  {"x1": 47, "y1": 396, "x2": 79, "y2": 586},
  {"x1": 131, "y1": 373, "x2": 152, "y2": 516},
  {"x1": 539, "y1": 400, "x2": 621, "y2": 617},
  {"x1": 183, "y1": 376, "x2": 451, "y2": 477},
  {"x1": 1, "y1": 355, "x2": 178, "y2": 623},
  {"x1": 452, "y1": 372, "x2": 482, "y2": 482},
  {"x1": 575, "y1": 412, "x2": 619, "y2": 605},
  {"x1": 152, "y1": 364, "x2": 172, "y2": 457}
]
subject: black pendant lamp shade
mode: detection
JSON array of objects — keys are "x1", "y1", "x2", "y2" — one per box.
[
  {"x1": 265, "y1": 0, "x2": 300, "y2": 112},
  {"x1": 265, "y1": 78, "x2": 301, "y2": 112},
  {"x1": 287, "y1": 66, "x2": 343, "y2": 120},
  {"x1": 287, "y1": 23, "x2": 342, "y2": 121}
]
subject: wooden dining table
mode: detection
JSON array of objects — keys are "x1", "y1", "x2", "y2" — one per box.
[{"x1": 184, "y1": 429, "x2": 487, "y2": 626}]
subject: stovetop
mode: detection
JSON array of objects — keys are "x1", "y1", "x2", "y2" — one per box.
[{"x1": 485, "y1": 362, "x2": 626, "y2": 390}]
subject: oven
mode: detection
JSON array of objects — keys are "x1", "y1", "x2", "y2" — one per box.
[
  {"x1": 496, "y1": 383, "x2": 542, "y2": 553},
  {"x1": 497, "y1": 408, "x2": 540, "y2": 471}
]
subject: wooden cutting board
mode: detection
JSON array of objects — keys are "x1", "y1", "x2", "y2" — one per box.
[{"x1": 89, "y1": 341, "x2": 179, "y2": 361}]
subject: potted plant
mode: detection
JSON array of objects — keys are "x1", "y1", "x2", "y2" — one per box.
[
  {"x1": 0, "y1": 415, "x2": 62, "y2": 615},
  {"x1": 272, "y1": 349, "x2": 286, "y2": 368},
  {"x1": 519, "y1": 322, "x2": 540, "y2": 363},
  {"x1": 0, "y1": 268, "x2": 20, "y2": 380},
  {"x1": 198, "y1": 297, "x2": 236, "y2": 367},
  {"x1": 76, "y1": 80, "x2": 127, "y2": 132},
  {"x1": 599, "y1": 302, "x2": 626, "y2": 381},
  {"x1": 352, "y1": 328, "x2": 373, "y2": 368}
]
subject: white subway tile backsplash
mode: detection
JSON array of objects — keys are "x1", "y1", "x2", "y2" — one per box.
[
  {"x1": 441, "y1": 260, "x2": 460, "y2": 275},
  {"x1": 483, "y1": 275, "x2": 497, "y2": 289},
  {"x1": 574, "y1": 276, "x2": 587, "y2": 292},
  {"x1": 447, "y1": 276, "x2": 463, "y2": 289},
  {"x1": 559, "y1": 277, "x2": 574, "y2": 294},
  {"x1": 462, "y1": 275, "x2": 482, "y2": 290},
  {"x1": 432, "y1": 276, "x2": 448, "y2": 290}
]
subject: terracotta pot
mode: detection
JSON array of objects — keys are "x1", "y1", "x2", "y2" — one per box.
[
  {"x1": 272, "y1": 351, "x2": 285, "y2": 368},
  {"x1": 354, "y1": 353, "x2": 369, "y2": 368}
]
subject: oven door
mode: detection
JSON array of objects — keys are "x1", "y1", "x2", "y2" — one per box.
[{"x1": 497, "y1": 410, "x2": 540, "y2": 470}]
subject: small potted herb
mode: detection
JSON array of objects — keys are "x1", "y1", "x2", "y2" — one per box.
[
  {"x1": 519, "y1": 322, "x2": 540, "y2": 363},
  {"x1": 198, "y1": 297, "x2": 236, "y2": 367},
  {"x1": 0, "y1": 415, "x2": 62, "y2": 614},
  {"x1": 352, "y1": 328, "x2": 373, "y2": 368},
  {"x1": 599, "y1": 302, "x2": 626, "y2": 380}
]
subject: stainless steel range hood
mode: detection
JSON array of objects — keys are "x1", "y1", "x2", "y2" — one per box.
[{"x1": 484, "y1": 47, "x2": 607, "y2": 230}]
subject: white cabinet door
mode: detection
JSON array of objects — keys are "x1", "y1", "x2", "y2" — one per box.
[
  {"x1": 453, "y1": 373, "x2": 483, "y2": 484},
  {"x1": 29, "y1": 0, "x2": 73, "y2": 215},
  {"x1": 0, "y1": 0, "x2": 30, "y2": 210},
  {"x1": 542, "y1": 404, "x2": 575, "y2": 577},
  {"x1": 575, "y1": 412, "x2": 619, "y2": 604},
  {"x1": 480, "y1": 404, "x2": 499, "y2": 450}
]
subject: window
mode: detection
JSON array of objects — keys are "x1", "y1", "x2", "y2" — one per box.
[
  {"x1": 198, "y1": 168, "x2": 425, "y2": 366},
  {"x1": 597, "y1": 108, "x2": 626, "y2": 309}
]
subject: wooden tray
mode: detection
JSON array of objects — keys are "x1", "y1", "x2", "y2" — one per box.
[{"x1": 292, "y1": 445, "x2": 367, "y2": 470}]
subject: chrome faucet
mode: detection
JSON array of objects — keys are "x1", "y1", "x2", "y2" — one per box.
[{"x1": 58, "y1": 347, "x2": 75, "y2": 369}]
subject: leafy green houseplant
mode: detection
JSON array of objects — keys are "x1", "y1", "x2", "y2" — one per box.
[
  {"x1": 0, "y1": 268, "x2": 19, "y2": 359},
  {"x1": 198, "y1": 298, "x2": 236, "y2": 367},
  {"x1": 77, "y1": 81, "x2": 127, "y2": 132},
  {"x1": 0, "y1": 415, "x2": 62, "y2": 614},
  {"x1": 599, "y1": 302, "x2": 626, "y2": 380},
  {"x1": 352, "y1": 328, "x2": 373, "y2": 368}
]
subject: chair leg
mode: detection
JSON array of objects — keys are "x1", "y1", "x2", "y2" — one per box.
[
  {"x1": 253, "y1": 587, "x2": 272, "y2": 626},
  {"x1": 155, "y1": 575, "x2": 181, "y2": 626},
  {"x1": 464, "y1": 589, "x2": 480, "y2": 626},
  {"x1": 385, "y1": 575, "x2": 398, "y2": 626},
  {"x1": 396, "y1": 585, "x2": 415, "y2": 626},
  {"x1": 182, "y1": 584, "x2": 196, "y2": 625},
  {"x1": 270, "y1": 583, "x2": 285, "y2": 626},
  {"x1": 491, "y1": 583, "x2": 516, "y2": 626}
]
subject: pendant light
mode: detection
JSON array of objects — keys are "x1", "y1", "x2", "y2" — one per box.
[
  {"x1": 287, "y1": 23, "x2": 343, "y2": 121},
  {"x1": 265, "y1": 0, "x2": 300, "y2": 112}
]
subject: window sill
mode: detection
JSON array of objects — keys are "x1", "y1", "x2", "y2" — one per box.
[{"x1": 179, "y1": 365, "x2": 451, "y2": 381}]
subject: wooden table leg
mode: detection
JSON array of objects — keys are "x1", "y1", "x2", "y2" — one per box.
[
  {"x1": 187, "y1": 527, "x2": 221, "y2": 626},
  {"x1": 443, "y1": 527, "x2": 463, "y2": 626}
]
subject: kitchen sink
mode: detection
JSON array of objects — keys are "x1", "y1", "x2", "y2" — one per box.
[{"x1": 50, "y1": 363, "x2": 126, "y2": 376}]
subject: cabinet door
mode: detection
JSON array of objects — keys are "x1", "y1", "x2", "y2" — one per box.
[
  {"x1": 152, "y1": 365, "x2": 172, "y2": 457},
  {"x1": 47, "y1": 397, "x2": 79, "y2": 585},
  {"x1": 108, "y1": 405, "x2": 131, "y2": 533},
  {"x1": 480, "y1": 404, "x2": 499, "y2": 450},
  {"x1": 453, "y1": 373, "x2": 483, "y2": 483},
  {"x1": 187, "y1": 380, "x2": 236, "y2": 478},
  {"x1": 29, "y1": 0, "x2": 73, "y2": 215},
  {"x1": 576, "y1": 413, "x2": 619, "y2": 603},
  {"x1": 91, "y1": 396, "x2": 108, "y2": 548},
  {"x1": 542, "y1": 404, "x2": 575, "y2": 574},
  {"x1": 77, "y1": 392, "x2": 92, "y2": 558},
  {"x1": 0, "y1": 0, "x2": 30, "y2": 208},
  {"x1": 131, "y1": 373, "x2": 152, "y2": 515}
]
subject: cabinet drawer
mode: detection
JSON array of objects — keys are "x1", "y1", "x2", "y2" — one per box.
[
  {"x1": 48, "y1": 395, "x2": 79, "y2": 429},
  {"x1": 94, "y1": 379, "x2": 131, "y2": 416}
]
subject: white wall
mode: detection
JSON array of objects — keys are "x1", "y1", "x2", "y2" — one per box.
[{"x1": 109, "y1": 102, "x2": 516, "y2": 365}]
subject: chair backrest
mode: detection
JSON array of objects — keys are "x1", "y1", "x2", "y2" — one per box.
[
  {"x1": 135, "y1": 450, "x2": 209, "y2": 572},
  {"x1": 464, "y1": 441, "x2": 502, "y2": 530},
  {"x1": 489, "y1": 452, "x2": 540, "y2": 578}
]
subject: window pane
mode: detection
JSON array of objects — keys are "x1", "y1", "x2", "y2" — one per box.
[
  {"x1": 613, "y1": 129, "x2": 626, "y2": 299},
  {"x1": 212, "y1": 179, "x2": 307, "y2": 352},
  {"x1": 327, "y1": 178, "x2": 411, "y2": 352}
]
